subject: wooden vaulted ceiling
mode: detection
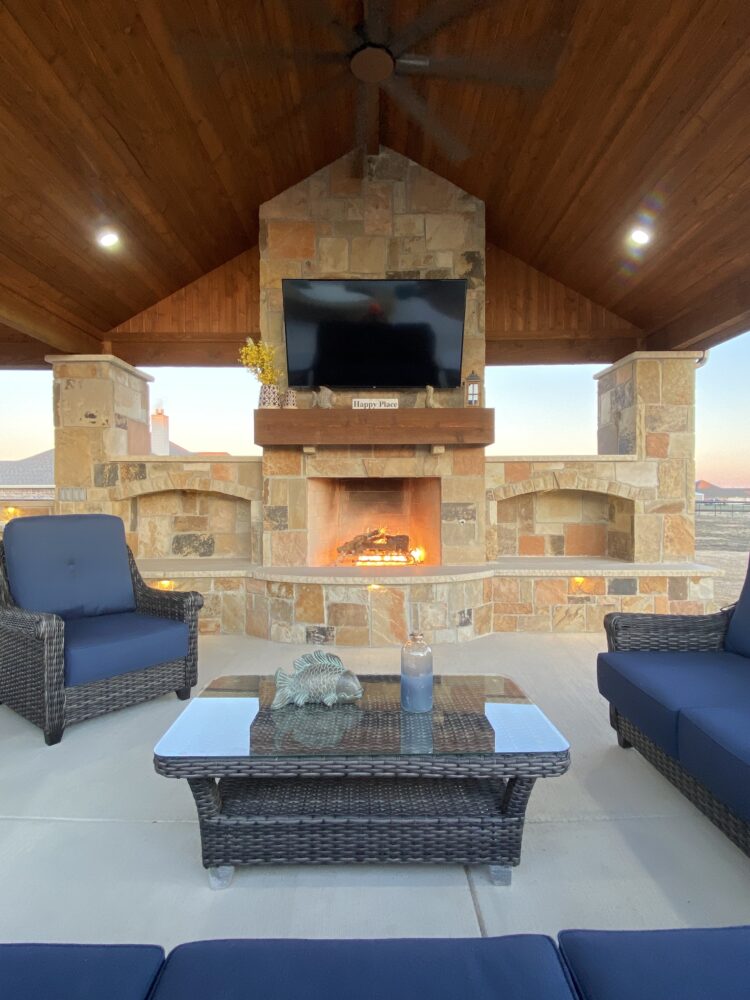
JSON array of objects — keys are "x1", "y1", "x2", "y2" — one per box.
[{"x1": 1, "y1": 0, "x2": 749, "y2": 368}]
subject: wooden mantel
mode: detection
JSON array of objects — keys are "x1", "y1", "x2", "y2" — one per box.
[{"x1": 254, "y1": 408, "x2": 495, "y2": 447}]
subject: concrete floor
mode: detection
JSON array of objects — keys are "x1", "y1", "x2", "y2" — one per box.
[{"x1": 1, "y1": 633, "x2": 749, "y2": 949}]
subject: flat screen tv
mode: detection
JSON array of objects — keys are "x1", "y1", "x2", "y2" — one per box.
[{"x1": 282, "y1": 278, "x2": 466, "y2": 389}]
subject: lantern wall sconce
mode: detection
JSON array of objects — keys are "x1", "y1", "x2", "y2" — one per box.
[{"x1": 464, "y1": 370, "x2": 482, "y2": 407}]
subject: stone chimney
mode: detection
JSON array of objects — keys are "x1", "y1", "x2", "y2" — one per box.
[{"x1": 151, "y1": 405, "x2": 170, "y2": 456}]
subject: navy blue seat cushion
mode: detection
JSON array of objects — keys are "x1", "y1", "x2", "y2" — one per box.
[
  {"x1": 0, "y1": 943, "x2": 164, "y2": 1000},
  {"x1": 559, "y1": 926, "x2": 750, "y2": 1000},
  {"x1": 64, "y1": 612, "x2": 189, "y2": 687},
  {"x1": 151, "y1": 936, "x2": 576, "y2": 1000},
  {"x1": 3, "y1": 514, "x2": 135, "y2": 620},
  {"x1": 678, "y1": 707, "x2": 750, "y2": 822},
  {"x1": 597, "y1": 650, "x2": 750, "y2": 755},
  {"x1": 725, "y1": 555, "x2": 750, "y2": 657}
]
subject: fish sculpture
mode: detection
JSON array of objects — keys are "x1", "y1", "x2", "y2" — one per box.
[{"x1": 271, "y1": 651, "x2": 364, "y2": 709}]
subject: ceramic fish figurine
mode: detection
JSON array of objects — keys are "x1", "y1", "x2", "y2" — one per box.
[{"x1": 272, "y1": 651, "x2": 364, "y2": 709}]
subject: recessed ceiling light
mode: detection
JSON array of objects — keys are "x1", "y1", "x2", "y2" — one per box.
[
  {"x1": 629, "y1": 228, "x2": 651, "y2": 245},
  {"x1": 96, "y1": 229, "x2": 120, "y2": 248}
]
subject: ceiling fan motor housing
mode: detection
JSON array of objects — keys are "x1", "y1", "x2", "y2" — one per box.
[{"x1": 350, "y1": 45, "x2": 395, "y2": 83}]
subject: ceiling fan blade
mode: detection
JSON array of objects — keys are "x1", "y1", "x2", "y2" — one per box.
[
  {"x1": 251, "y1": 71, "x2": 352, "y2": 143},
  {"x1": 390, "y1": 0, "x2": 497, "y2": 57},
  {"x1": 396, "y1": 51, "x2": 555, "y2": 88},
  {"x1": 363, "y1": 0, "x2": 391, "y2": 45},
  {"x1": 179, "y1": 42, "x2": 347, "y2": 69},
  {"x1": 355, "y1": 82, "x2": 381, "y2": 155},
  {"x1": 305, "y1": 0, "x2": 362, "y2": 50},
  {"x1": 382, "y1": 77, "x2": 470, "y2": 162}
]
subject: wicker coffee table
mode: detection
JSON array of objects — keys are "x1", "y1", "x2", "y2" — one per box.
[{"x1": 154, "y1": 673, "x2": 570, "y2": 888}]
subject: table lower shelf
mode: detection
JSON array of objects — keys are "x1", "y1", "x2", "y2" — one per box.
[{"x1": 191, "y1": 775, "x2": 534, "y2": 869}]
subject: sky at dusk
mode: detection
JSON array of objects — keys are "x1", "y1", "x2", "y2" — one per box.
[{"x1": 0, "y1": 331, "x2": 748, "y2": 486}]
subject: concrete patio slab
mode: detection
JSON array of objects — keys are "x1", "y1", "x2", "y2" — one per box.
[{"x1": 1, "y1": 633, "x2": 749, "y2": 948}]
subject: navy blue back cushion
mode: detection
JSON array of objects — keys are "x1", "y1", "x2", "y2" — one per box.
[
  {"x1": 3, "y1": 514, "x2": 136, "y2": 620},
  {"x1": 559, "y1": 927, "x2": 750, "y2": 1000},
  {"x1": 725, "y1": 555, "x2": 750, "y2": 657},
  {"x1": 0, "y1": 943, "x2": 163, "y2": 1000},
  {"x1": 152, "y1": 936, "x2": 576, "y2": 1000}
]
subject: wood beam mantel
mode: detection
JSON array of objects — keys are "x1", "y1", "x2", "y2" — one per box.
[{"x1": 254, "y1": 408, "x2": 495, "y2": 447}]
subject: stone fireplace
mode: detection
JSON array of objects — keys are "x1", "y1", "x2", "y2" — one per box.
[
  {"x1": 45, "y1": 150, "x2": 720, "y2": 645},
  {"x1": 308, "y1": 477, "x2": 442, "y2": 567}
]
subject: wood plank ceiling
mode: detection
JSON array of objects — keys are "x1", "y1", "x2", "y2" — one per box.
[{"x1": 0, "y1": 0, "x2": 748, "y2": 367}]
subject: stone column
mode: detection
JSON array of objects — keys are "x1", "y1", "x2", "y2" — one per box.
[
  {"x1": 47, "y1": 355, "x2": 152, "y2": 514},
  {"x1": 596, "y1": 351, "x2": 702, "y2": 562}
]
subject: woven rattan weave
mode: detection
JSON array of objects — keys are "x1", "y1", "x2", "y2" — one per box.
[
  {"x1": 610, "y1": 707, "x2": 750, "y2": 858},
  {"x1": 154, "y1": 674, "x2": 570, "y2": 879},
  {"x1": 0, "y1": 542, "x2": 203, "y2": 744}
]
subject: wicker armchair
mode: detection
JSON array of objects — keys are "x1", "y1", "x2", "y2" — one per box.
[{"x1": 0, "y1": 515, "x2": 203, "y2": 745}]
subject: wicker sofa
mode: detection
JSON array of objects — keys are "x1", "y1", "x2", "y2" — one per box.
[
  {"x1": 0, "y1": 514, "x2": 203, "y2": 745},
  {"x1": 598, "y1": 556, "x2": 750, "y2": 856},
  {"x1": 4, "y1": 927, "x2": 750, "y2": 999}
]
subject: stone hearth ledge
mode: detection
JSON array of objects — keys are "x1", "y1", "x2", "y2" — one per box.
[{"x1": 137, "y1": 557, "x2": 722, "y2": 583}]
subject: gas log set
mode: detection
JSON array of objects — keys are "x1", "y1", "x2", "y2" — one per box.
[{"x1": 336, "y1": 528, "x2": 426, "y2": 566}]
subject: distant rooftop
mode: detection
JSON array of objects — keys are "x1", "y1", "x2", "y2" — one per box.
[{"x1": 0, "y1": 442, "x2": 191, "y2": 488}]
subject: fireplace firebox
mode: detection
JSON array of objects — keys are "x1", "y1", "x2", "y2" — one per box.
[{"x1": 307, "y1": 478, "x2": 441, "y2": 567}]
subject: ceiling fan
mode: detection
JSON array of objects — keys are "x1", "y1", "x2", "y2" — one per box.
[{"x1": 188, "y1": 0, "x2": 567, "y2": 164}]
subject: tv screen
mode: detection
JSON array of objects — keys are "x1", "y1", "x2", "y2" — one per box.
[{"x1": 282, "y1": 278, "x2": 466, "y2": 389}]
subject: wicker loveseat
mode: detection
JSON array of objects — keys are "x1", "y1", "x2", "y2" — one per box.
[
  {"x1": 597, "y1": 556, "x2": 750, "y2": 856},
  {"x1": 0, "y1": 514, "x2": 203, "y2": 745}
]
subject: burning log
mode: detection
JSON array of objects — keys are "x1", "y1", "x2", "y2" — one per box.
[{"x1": 336, "y1": 528, "x2": 412, "y2": 563}]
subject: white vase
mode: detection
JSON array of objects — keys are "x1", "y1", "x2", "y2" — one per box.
[
  {"x1": 258, "y1": 383, "x2": 281, "y2": 408},
  {"x1": 282, "y1": 389, "x2": 298, "y2": 409}
]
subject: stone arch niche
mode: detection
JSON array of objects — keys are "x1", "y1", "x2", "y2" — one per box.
[
  {"x1": 492, "y1": 477, "x2": 641, "y2": 560},
  {"x1": 122, "y1": 487, "x2": 258, "y2": 560}
]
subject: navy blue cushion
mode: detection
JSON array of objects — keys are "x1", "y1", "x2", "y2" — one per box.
[
  {"x1": 151, "y1": 937, "x2": 576, "y2": 1000},
  {"x1": 597, "y1": 651, "x2": 750, "y2": 755},
  {"x1": 4, "y1": 514, "x2": 135, "y2": 620},
  {"x1": 0, "y1": 943, "x2": 163, "y2": 1000},
  {"x1": 559, "y1": 927, "x2": 750, "y2": 1000},
  {"x1": 725, "y1": 555, "x2": 750, "y2": 657},
  {"x1": 64, "y1": 612, "x2": 189, "y2": 687},
  {"x1": 679, "y1": 707, "x2": 750, "y2": 822}
]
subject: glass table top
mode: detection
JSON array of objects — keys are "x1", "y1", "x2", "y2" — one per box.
[{"x1": 154, "y1": 674, "x2": 569, "y2": 760}]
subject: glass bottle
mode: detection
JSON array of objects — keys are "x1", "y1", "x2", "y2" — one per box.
[{"x1": 400, "y1": 632, "x2": 433, "y2": 713}]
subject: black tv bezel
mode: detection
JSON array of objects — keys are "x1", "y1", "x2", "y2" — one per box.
[{"x1": 281, "y1": 277, "x2": 467, "y2": 390}]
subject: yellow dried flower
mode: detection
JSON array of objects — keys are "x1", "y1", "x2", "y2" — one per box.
[{"x1": 238, "y1": 339, "x2": 280, "y2": 385}]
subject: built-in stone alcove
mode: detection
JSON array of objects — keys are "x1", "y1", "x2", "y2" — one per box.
[
  {"x1": 307, "y1": 477, "x2": 442, "y2": 566},
  {"x1": 494, "y1": 489, "x2": 635, "y2": 560},
  {"x1": 130, "y1": 489, "x2": 256, "y2": 560}
]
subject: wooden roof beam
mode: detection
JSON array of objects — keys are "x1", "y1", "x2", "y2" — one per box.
[
  {"x1": 0, "y1": 288, "x2": 101, "y2": 355},
  {"x1": 646, "y1": 275, "x2": 750, "y2": 352},
  {"x1": 486, "y1": 336, "x2": 641, "y2": 366}
]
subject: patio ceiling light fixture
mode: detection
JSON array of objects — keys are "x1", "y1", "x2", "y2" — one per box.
[
  {"x1": 629, "y1": 227, "x2": 652, "y2": 246},
  {"x1": 96, "y1": 229, "x2": 120, "y2": 248}
]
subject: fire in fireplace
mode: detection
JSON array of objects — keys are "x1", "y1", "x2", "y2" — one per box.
[
  {"x1": 336, "y1": 527, "x2": 427, "y2": 566},
  {"x1": 307, "y1": 477, "x2": 441, "y2": 567}
]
